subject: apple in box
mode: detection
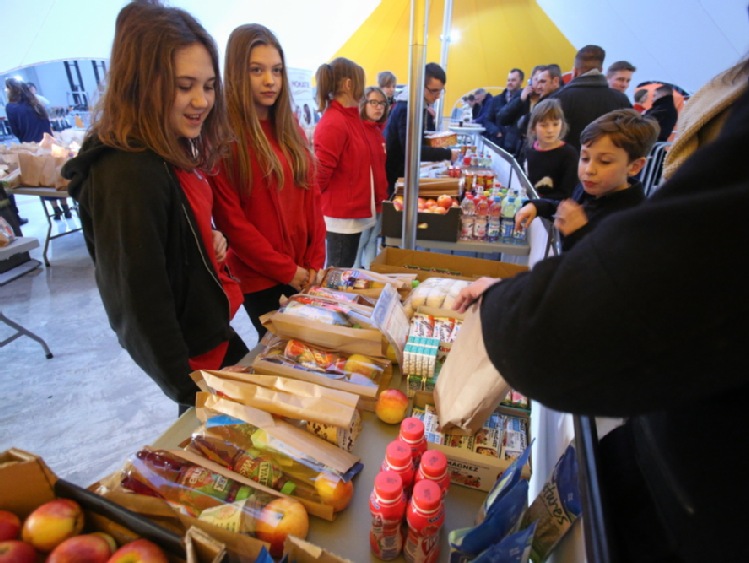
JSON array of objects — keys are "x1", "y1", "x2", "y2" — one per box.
[
  {"x1": 0, "y1": 511, "x2": 20, "y2": 542},
  {"x1": 21, "y1": 498, "x2": 84, "y2": 552},
  {"x1": 47, "y1": 533, "x2": 114, "y2": 563},
  {"x1": 108, "y1": 538, "x2": 168, "y2": 563},
  {"x1": 0, "y1": 540, "x2": 36, "y2": 563}
]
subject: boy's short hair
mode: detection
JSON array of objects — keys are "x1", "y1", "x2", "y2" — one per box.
[
  {"x1": 634, "y1": 88, "x2": 649, "y2": 104},
  {"x1": 656, "y1": 83, "x2": 674, "y2": 96},
  {"x1": 607, "y1": 60, "x2": 636, "y2": 76},
  {"x1": 580, "y1": 109, "x2": 660, "y2": 161},
  {"x1": 527, "y1": 98, "x2": 569, "y2": 141}
]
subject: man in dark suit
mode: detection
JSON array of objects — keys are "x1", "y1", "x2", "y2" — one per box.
[
  {"x1": 645, "y1": 84, "x2": 678, "y2": 141},
  {"x1": 477, "y1": 68, "x2": 524, "y2": 152}
]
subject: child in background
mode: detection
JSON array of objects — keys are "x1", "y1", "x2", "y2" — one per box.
[
  {"x1": 524, "y1": 99, "x2": 579, "y2": 202},
  {"x1": 354, "y1": 86, "x2": 389, "y2": 270},
  {"x1": 210, "y1": 24, "x2": 325, "y2": 339},
  {"x1": 314, "y1": 57, "x2": 373, "y2": 268},
  {"x1": 515, "y1": 109, "x2": 659, "y2": 252}
]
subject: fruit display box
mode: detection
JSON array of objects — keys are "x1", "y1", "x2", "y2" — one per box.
[
  {"x1": 381, "y1": 201, "x2": 461, "y2": 242},
  {"x1": 370, "y1": 247, "x2": 529, "y2": 282},
  {"x1": 410, "y1": 392, "x2": 532, "y2": 492},
  {"x1": 0, "y1": 448, "x2": 232, "y2": 562}
]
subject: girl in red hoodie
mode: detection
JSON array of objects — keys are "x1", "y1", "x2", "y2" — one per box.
[
  {"x1": 354, "y1": 86, "x2": 390, "y2": 269},
  {"x1": 313, "y1": 57, "x2": 374, "y2": 267},
  {"x1": 210, "y1": 23, "x2": 325, "y2": 338}
]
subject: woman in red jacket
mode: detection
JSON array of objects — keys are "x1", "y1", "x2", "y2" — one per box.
[
  {"x1": 313, "y1": 57, "x2": 373, "y2": 267},
  {"x1": 210, "y1": 23, "x2": 325, "y2": 338},
  {"x1": 354, "y1": 86, "x2": 390, "y2": 269}
]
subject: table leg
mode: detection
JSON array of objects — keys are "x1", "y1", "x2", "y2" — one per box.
[
  {"x1": 0, "y1": 312, "x2": 54, "y2": 359},
  {"x1": 38, "y1": 197, "x2": 53, "y2": 267}
]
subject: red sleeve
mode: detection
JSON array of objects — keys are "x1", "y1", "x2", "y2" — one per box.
[
  {"x1": 303, "y1": 172, "x2": 327, "y2": 270},
  {"x1": 210, "y1": 165, "x2": 298, "y2": 285},
  {"x1": 313, "y1": 113, "x2": 346, "y2": 193}
]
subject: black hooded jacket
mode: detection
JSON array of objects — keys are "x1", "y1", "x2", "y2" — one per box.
[{"x1": 62, "y1": 138, "x2": 232, "y2": 404}]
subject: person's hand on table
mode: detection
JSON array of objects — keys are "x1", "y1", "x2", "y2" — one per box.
[
  {"x1": 453, "y1": 277, "x2": 501, "y2": 313},
  {"x1": 212, "y1": 230, "x2": 228, "y2": 262}
]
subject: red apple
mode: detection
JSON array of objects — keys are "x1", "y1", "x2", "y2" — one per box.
[
  {"x1": 90, "y1": 532, "x2": 117, "y2": 554},
  {"x1": 437, "y1": 194, "x2": 453, "y2": 209},
  {"x1": 21, "y1": 498, "x2": 84, "y2": 552},
  {"x1": 314, "y1": 473, "x2": 354, "y2": 512},
  {"x1": 255, "y1": 497, "x2": 309, "y2": 558},
  {"x1": 48, "y1": 533, "x2": 113, "y2": 563},
  {"x1": 107, "y1": 538, "x2": 168, "y2": 563},
  {"x1": 375, "y1": 389, "x2": 409, "y2": 424},
  {"x1": 392, "y1": 200, "x2": 403, "y2": 211},
  {"x1": 0, "y1": 540, "x2": 36, "y2": 563},
  {"x1": 0, "y1": 511, "x2": 20, "y2": 541}
]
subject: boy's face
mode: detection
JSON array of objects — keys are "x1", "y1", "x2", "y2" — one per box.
[{"x1": 578, "y1": 136, "x2": 646, "y2": 197}]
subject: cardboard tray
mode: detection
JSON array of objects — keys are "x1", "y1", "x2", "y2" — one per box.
[
  {"x1": 0, "y1": 448, "x2": 236, "y2": 563},
  {"x1": 394, "y1": 176, "x2": 461, "y2": 197},
  {"x1": 381, "y1": 201, "x2": 460, "y2": 243},
  {"x1": 371, "y1": 247, "x2": 529, "y2": 282},
  {"x1": 411, "y1": 392, "x2": 532, "y2": 492}
]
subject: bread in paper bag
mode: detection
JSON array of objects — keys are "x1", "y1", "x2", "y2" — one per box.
[{"x1": 434, "y1": 306, "x2": 510, "y2": 434}]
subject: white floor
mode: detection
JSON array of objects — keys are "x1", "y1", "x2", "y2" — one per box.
[{"x1": 0, "y1": 195, "x2": 258, "y2": 486}]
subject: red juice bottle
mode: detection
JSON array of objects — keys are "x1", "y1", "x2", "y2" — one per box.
[
  {"x1": 380, "y1": 439, "x2": 415, "y2": 495},
  {"x1": 399, "y1": 417, "x2": 427, "y2": 468},
  {"x1": 370, "y1": 471, "x2": 407, "y2": 560},
  {"x1": 403, "y1": 480, "x2": 444, "y2": 563},
  {"x1": 414, "y1": 450, "x2": 450, "y2": 499}
]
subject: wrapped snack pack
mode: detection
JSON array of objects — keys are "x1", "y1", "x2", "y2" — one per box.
[
  {"x1": 120, "y1": 448, "x2": 309, "y2": 558},
  {"x1": 185, "y1": 399, "x2": 362, "y2": 517},
  {"x1": 279, "y1": 294, "x2": 377, "y2": 330},
  {"x1": 192, "y1": 373, "x2": 363, "y2": 452},
  {"x1": 409, "y1": 277, "x2": 469, "y2": 311}
]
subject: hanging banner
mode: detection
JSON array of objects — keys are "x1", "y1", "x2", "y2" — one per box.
[{"x1": 287, "y1": 67, "x2": 318, "y2": 128}]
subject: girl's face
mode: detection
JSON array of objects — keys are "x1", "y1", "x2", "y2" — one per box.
[
  {"x1": 364, "y1": 91, "x2": 387, "y2": 122},
  {"x1": 535, "y1": 118, "x2": 562, "y2": 149},
  {"x1": 170, "y1": 44, "x2": 215, "y2": 139},
  {"x1": 249, "y1": 44, "x2": 283, "y2": 120}
]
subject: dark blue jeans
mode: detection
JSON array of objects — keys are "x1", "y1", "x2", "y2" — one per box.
[{"x1": 326, "y1": 232, "x2": 361, "y2": 268}]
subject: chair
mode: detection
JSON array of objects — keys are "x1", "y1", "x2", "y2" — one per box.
[{"x1": 638, "y1": 141, "x2": 671, "y2": 197}]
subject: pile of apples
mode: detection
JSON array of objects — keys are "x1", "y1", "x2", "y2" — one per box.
[
  {"x1": 0, "y1": 500, "x2": 168, "y2": 562},
  {"x1": 391, "y1": 195, "x2": 458, "y2": 214}
]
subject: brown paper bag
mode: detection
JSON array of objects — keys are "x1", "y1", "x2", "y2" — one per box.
[
  {"x1": 434, "y1": 305, "x2": 510, "y2": 434},
  {"x1": 17, "y1": 152, "x2": 68, "y2": 187}
]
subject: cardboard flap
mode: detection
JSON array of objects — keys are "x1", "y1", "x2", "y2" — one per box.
[
  {"x1": 0, "y1": 448, "x2": 58, "y2": 518},
  {"x1": 283, "y1": 535, "x2": 354, "y2": 563},
  {"x1": 191, "y1": 370, "x2": 358, "y2": 427}
]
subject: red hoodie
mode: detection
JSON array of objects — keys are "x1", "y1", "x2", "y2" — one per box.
[
  {"x1": 314, "y1": 99, "x2": 373, "y2": 218},
  {"x1": 210, "y1": 120, "x2": 326, "y2": 294},
  {"x1": 362, "y1": 119, "x2": 389, "y2": 212}
]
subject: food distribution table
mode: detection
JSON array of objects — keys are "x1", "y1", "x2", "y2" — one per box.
[
  {"x1": 153, "y1": 403, "x2": 486, "y2": 562},
  {"x1": 8, "y1": 186, "x2": 81, "y2": 267}
]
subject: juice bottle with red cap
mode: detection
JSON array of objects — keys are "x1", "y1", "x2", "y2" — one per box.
[
  {"x1": 369, "y1": 471, "x2": 407, "y2": 560},
  {"x1": 399, "y1": 417, "x2": 427, "y2": 468},
  {"x1": 414, "y1": 449, "x2": 450, "y2": 499},
  {"x1": 380, "y1": 439, "x2": 415, "y2": 495},
  {"x1": 403, "y1": 479, "x2": 444, "y2": 563}
]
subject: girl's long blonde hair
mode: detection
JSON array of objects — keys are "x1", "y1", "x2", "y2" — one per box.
[{"x1": 223, "y1": 23, "x2": 312, "y2": 195}]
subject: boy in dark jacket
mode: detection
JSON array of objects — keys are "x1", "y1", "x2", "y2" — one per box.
[{"x1": 515, "y1": 108, "x2": 659, "y2": 251}]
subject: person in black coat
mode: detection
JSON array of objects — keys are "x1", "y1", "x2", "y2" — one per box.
[
  {"x1": 645, "y1": 83, "x2": 679, "y2": 141},
  {"x1": 550, "y1": 45, "x2": 631, "y2": 151},
  {"x1": 455, "y1": 85, "x2": 749, "y2": 563},
  {"x1": 477, "y1": 68, "x2": 523, "y2": 148}
]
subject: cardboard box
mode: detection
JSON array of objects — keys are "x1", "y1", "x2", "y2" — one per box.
[
  {"x1": 0, "y1": 448, "x2": 229, "y2": 562},
  {"x1": 410, "y1": 392, "x2": 531, "y2": 492},
  {"x1": 394, "y1": 176, "x2": 461, "y2": 197},
  {"x1": 381, "y1": 201, "x2": 460, "y2": 242},
  {"x1": 371, "y1": 247, "x2": 529, "y2": 282}
]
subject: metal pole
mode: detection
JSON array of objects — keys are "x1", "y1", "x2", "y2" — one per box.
[
  {"x1": 436, "y1": 0, "x2": 453, "y2": 131},
  {"x1": 402, "y1": 0, "x2": 429, "y2": 250}
]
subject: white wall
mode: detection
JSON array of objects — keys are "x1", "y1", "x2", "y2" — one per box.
[{"x1": 539, "y1": 0, "x2": 749, "y2": 95}]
